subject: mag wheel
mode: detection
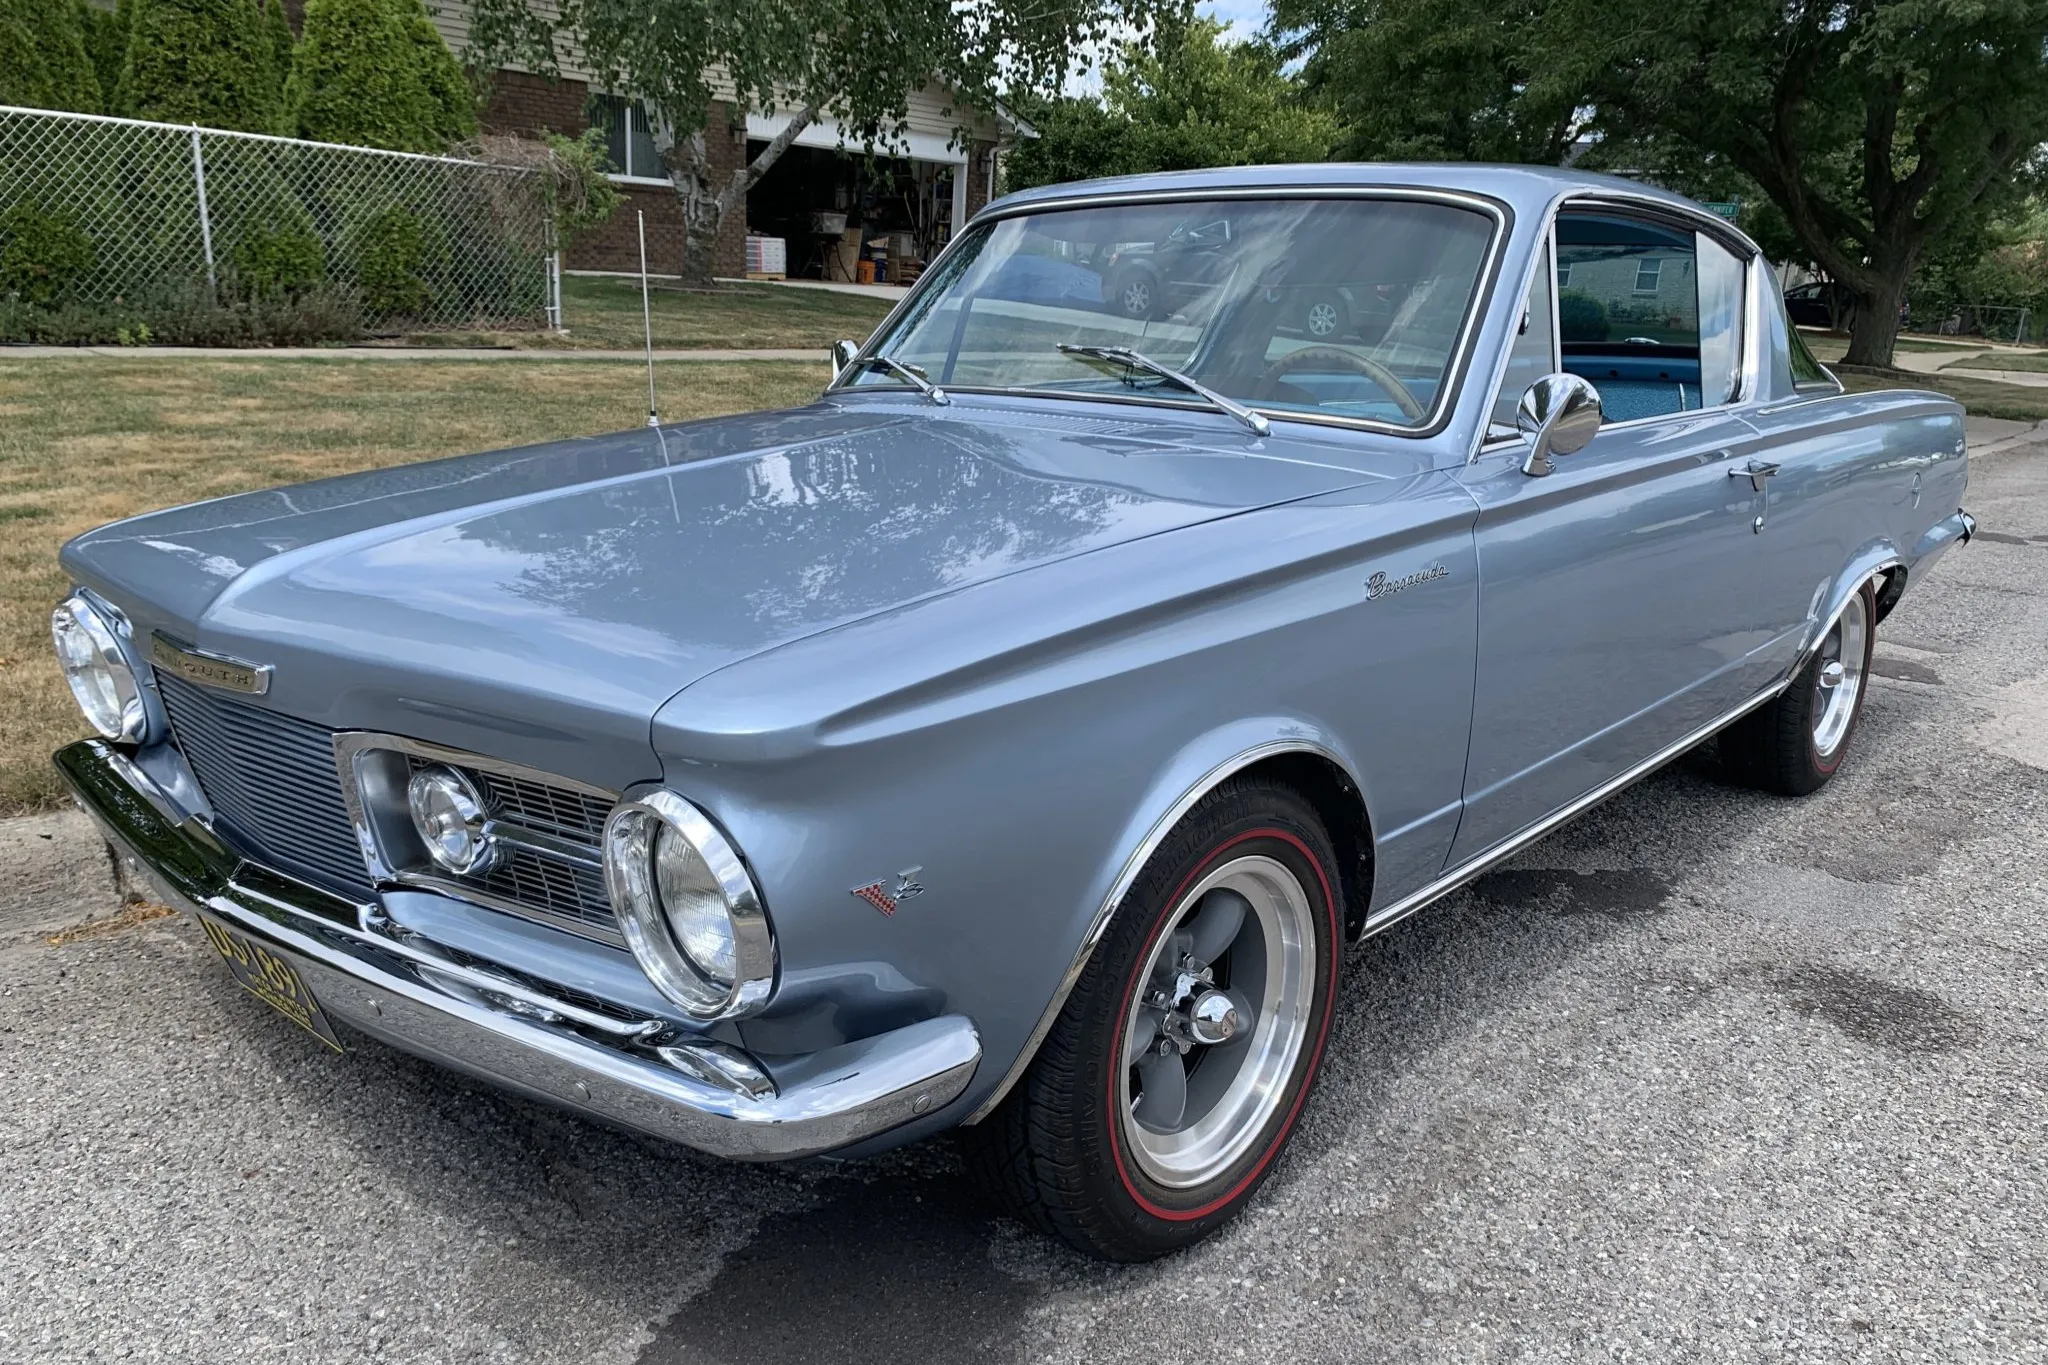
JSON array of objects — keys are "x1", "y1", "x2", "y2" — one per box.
[
  {"x1": 1722, "y1": 578, "x2": 1876, "y2": 795},
  {"x1": 961, "y1": 777, "x2": 1342, "y2": 1261}
]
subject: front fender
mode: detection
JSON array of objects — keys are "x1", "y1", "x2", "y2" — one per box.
[{"x1": 960, "y1": 717, "x2": 1369, "y2": 1124}]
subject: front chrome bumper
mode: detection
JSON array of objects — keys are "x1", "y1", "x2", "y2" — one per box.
[{"x1": 55, "y1": 738, "x2": 980, "y2": 1160}]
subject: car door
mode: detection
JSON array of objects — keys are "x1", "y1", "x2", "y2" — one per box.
[{"x1": 1446, "y1": 207, "x2": 1775, "y2": 866}]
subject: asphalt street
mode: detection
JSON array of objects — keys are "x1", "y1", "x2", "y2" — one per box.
[{"x1": 3, "y1": 432, "x2": 2045, "y2": 1364}]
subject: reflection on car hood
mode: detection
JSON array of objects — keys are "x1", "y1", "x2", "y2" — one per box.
[{"x1": 61, "y1": 401, "x2": 1375, "y2": 765}]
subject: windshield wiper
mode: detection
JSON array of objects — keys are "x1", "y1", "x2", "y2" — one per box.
[
  {"x1": 843, "y1": 354, "x2": 949, "y2": 405},
  {"x1": 1055, "y1": 343, "x2": 1269, "y2": 436}
]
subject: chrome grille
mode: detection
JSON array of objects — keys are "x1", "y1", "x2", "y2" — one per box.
[
  {"x1": 400, "y1": 753, "x2": 620, "y2": 944},
  {"x1": 471, "y1": 769, "x2": 611, "y2": 843},
  {"x1": 155, "y1": 673, "x2": 373, "y2": 900}
]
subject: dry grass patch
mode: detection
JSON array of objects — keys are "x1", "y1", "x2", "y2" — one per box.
[{"x1": 0, "y1": 356, "x2": 828, "y2": 815}]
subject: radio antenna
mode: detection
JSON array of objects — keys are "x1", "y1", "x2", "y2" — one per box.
[{"x1": 637, "y1": 209, "x2": 659, "y2": 428}]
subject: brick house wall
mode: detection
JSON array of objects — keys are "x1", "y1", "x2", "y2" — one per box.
[{"x1": 481, "y1": 72, "x2": 746, "y2": 278}]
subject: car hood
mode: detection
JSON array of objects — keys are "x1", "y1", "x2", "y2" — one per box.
[{"x1": 62, "y1": 401, "x2": 1371, "y2": 784}]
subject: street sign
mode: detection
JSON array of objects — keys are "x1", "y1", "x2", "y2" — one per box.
[{"x1": 1702, "y1": 201, "x2": 1742, "y2": 221}]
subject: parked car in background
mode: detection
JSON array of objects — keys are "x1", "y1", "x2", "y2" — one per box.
[
  {"x1": 1101, "y1": 212, "x2": 1387, "y2": 343},
  {"x1": 55, "y1": 165, "x2": 1974, "y2": 1263},
  {"x1": 1783, "y1": 279, "x2": 1854, "y2": 329}
]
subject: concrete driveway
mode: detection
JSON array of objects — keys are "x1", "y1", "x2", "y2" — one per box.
[{"x1": 3, "y1": 433, "x2": 2045, "y2": 1365}]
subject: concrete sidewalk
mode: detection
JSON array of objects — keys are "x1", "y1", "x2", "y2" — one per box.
[{"x1": 1, "y1": 344, "x2": 825, "y2": 362}]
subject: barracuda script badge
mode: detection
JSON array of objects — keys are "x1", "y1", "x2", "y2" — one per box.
[
  {"x1": 1365, "y1": 562, "x2": 1448, "y2": 601},
  {"x1": 851, "y1": 867, "x2": 925, "y2": 916}
]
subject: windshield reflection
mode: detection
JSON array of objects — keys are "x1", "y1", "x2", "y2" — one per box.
[{"x1": 851, "y1": 196, "x2": 1498, "y2": 430}]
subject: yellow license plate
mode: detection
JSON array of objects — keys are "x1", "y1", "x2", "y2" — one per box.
[{"x1": 198, "y1": 915, "x2": 343, "y2": 1052}]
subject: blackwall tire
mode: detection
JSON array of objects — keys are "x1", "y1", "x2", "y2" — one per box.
[
  {"x1": 959, "y1": 775, "x2": 1343, "y2": 1261},
  {"x1": 1721, "y1": 578, "x2": 1877, "y2": 796}
]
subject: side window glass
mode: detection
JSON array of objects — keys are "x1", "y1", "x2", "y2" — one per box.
[
  {"x1": 1491, "y1": 241, "x2": 1556, "y2": 432},
  {"x1": 1696, "y1": 234, "x2": 1744, "y2": 404},
  {"x1": 1556, "y1": 211, "x2": 1725, "y2": 423}
]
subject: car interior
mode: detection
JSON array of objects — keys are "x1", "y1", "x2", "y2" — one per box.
[{"x1": 1552, "y1": 211, "x2": 1734, "y2": 423}]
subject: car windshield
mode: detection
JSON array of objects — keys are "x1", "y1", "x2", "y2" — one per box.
[{"x1": 846, "y1": 196, "x2": 1499, "y2": 430}]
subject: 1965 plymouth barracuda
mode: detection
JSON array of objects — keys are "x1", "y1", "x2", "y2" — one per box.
[{"x1": 51, "y1": 165, "x2": 1975, "y2": 1261}]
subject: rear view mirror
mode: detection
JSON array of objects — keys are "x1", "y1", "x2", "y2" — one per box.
[{"x1": 1516, "y1": 373, "x2": 1603, "y2": 476}]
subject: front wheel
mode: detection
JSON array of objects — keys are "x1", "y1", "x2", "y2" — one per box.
[
  {"x1": 1722, "y1": 578, "x2": 1876, "y2": 795},
  {"x1": 961, "y1": 777, "x2": 1342, "y2": 1261}
]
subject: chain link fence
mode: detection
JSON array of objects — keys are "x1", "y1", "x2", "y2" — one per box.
[
  {"x1": 1906, "y1": 298, "x2": 2034, "y2": 346},
  {"x1": 1, "y1": 104, "x2": 562, "y2": 330}
]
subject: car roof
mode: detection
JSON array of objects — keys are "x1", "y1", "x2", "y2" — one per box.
[{"x1": 981, "y1": 162, "x2": 1712, "y2": 224}]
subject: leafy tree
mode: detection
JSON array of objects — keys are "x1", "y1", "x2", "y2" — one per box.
[
  {"x1": 119, "y1": 0, "x2": 281, "y2": 131},
  {"x1": 285, "y1": 0, "x2": 477, "y2": 152},
  {"x1": 465, "y1": 0, "x2": 1177, "y2": 285},
  {"x1": 0, "y1": 0, "x2": 103, "y2": 113},
  {"x1": 1271, "y1": 0, "x2": 1573, "y2": 163},
  {"x1": 1281, "y1": 0, "x2": 2048, "y2": 367},
  {"x1": 1006, "y1": 19, "x2": 1336, "y2": 191},
  {"x1": 1002, "y1": 96, "x2": 1142, "y2": 190}
]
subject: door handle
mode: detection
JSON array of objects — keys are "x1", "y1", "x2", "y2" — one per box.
[{"x1": 1728, "y1": 460, "x2": 1781, "y2": 492}]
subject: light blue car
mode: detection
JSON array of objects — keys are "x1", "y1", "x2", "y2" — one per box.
[{"x1": 51, "y1": 165, "x2": 1975, "y2": 1261}]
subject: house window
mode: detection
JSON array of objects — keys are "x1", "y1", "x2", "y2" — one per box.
[
  {"x1": 592, "y1": 94, "x2": 665, "y2": 181},
  {"x1": 1633, "y1": 258, "x2": 1662, "y2": 294}
]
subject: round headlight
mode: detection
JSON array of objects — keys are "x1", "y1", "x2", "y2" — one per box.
[
  {"x1": 50, "y1": 593, "x2": 148, "y2": 743},
  {"x1": 604, "y1": 790, "x2": 774, "y2": 1018},
  {"x1": 407, "y1": 765, "x2": 497, "y2": 875}
]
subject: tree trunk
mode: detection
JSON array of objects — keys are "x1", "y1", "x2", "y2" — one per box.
[
  {"x1": 658, "y1": 105, "x2": 819, "y2": 288},
  {"x1": 1841, "y1": 263, "x2": 1908, "y2": 368}
]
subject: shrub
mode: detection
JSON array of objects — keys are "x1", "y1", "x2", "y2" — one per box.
[
  {"x1": 119, "y1": 0, "x2": 280, "y2": 133},
  {"x1": 0, "y1": 204, "x2": 97, "y2": 306},
  {"x1": 1558, "y1": 288, "x2": 1609, "y2": 343},
  {"x1": 262, "y1": 0, "x2": 294, "y2": 108},
  {"x1": 0, "y1": 276, "x2": 361, "y2": 346},
  {"x1": 229, "y1": 222, "x2": 326, "y2": 298},
  {"x1": 0, "y1": 0, "x2": 102, "y2": 112},
  {"x1": 352, "y1": 204, "x2": 433, "y2": 318},
  {"x1": 286, "y1": 0, "x2": 477, "y2": 153},
  {"x1": 78, "y1": 0, "x2": 132, "y2": 111}
]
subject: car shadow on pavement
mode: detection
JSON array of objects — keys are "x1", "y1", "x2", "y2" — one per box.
[{"x1": 257, "y1": 732, "x2": 1937, "y2": 1362}]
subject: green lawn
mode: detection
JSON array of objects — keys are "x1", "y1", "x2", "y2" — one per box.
[
  {"x1": 1835, "y1": 366, "x2": 2048, "y2": 421},
  {"x1": 1939, "y1": 350, "x2": 2048, "y2": 374},
  {"x1": 1801, "y1": 331, "x2": 2002, "y2": 359},
  {"x1": 402, "y1": 275, "x2": 901, "y2": 352},
  {"x1": 0, "y1": 356, "x2": 825, "y2": 815}
]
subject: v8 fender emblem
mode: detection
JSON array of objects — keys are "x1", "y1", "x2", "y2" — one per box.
[{"x1": 851, "y1": 867, "x2": 924, "y2": 916}]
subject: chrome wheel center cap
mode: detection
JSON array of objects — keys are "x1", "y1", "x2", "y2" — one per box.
[
  {"x1": 1187, "y1": 990, "x2": 1241, "y2": 1045},
  {"x1": 1819, "y1": 660, "x2": 1847, "y2": 690}
]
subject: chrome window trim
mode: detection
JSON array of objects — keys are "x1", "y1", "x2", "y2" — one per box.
[
  {"x1": 1472, "y1": 190, "x2": 1770, "y2": 464},
  {"x1": 333, "y1": 730, "x2": 623, "y2": 945},
  {"x1": 830, "y1": 186, "x2": 1514, "y2": 442},
  {"x1": 963, "y1": 737, "x2": 1365, "y2": 1126}
]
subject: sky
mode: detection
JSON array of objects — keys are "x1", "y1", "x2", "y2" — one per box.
[{"x1": 1200, "y1": 0, "x2": 1270, "y2": 43}]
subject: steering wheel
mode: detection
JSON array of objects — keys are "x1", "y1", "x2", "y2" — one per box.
[{"x1": 1252, "y1": 345, "x2": 1425, "y2": 422}]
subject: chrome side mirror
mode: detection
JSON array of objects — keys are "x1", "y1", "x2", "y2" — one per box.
[
  {"x1": 1515, "y1": 373, "x2": 1602, "y2": 476},
  {"x1": 830, "y1": 339, "x2": 860, "y2": 381}
]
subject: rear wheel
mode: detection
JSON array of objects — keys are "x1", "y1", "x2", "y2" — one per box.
[
  {"x1": 1722, "y1": 579, "x2": 1875, "y2": 795},
  {"x1": 961, "y1": 777, "x2": 1342, "y2": 1261}
]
